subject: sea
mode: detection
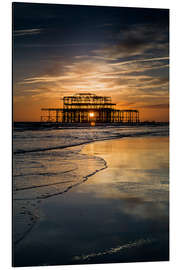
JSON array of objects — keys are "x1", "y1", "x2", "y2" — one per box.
[{"x1": 13, "y1": 123, "x2": 169, "y2": 265}]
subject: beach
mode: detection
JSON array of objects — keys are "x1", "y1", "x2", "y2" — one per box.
[
  {"x1": 12, "y1": 2, "x2": 170, "y2": 267},
  {"x1": 13, "y1": 127, "x2": 169, "y2": 267}
]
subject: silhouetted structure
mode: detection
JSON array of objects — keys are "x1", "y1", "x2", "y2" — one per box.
[{"x1": 41, "y1": 93, "x2": 139, "y2": 124}]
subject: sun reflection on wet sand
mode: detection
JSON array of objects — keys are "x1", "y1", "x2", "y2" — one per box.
[
  {"x1": 14, "y1": 136, "x2": 169, "y2": 266},
  {"x1": 81, "y1": 136, "x2": 169, "y2": 203}
]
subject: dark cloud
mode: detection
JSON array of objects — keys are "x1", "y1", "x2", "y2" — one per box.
[
  {"x1": 93, "y1": 23, "x2": 169, "y2": 59},
  {"x1": 140, "y1": 104, "x2": 169, "y2": 109},
  {"x1": 13, "y1": 3, "x2": 169, "y2": 121}
]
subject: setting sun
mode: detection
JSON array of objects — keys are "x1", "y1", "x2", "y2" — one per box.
[
  {"x1": 89, "y1": 112, "x2": 94, "y2": 117},
  {"x1": 13, "y1": 2, "x2": 169, "y2": 123},
  {"x1": 12, "y1": 3, "x2": 169, "y2": 267}
]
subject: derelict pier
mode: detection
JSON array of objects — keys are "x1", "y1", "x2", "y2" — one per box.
[{"x1": 41, "y1": 93, "x2": 139, "y2": 124}]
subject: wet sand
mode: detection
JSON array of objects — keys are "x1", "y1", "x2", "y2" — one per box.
[{"x1": 13, "y1": 136, "x2": 169, "y2": 267}]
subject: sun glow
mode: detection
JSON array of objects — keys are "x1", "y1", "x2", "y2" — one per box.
[{"x1": 89, "y1": 112, "x2": 94, "y2": 117}]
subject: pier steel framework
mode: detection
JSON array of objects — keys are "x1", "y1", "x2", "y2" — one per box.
[{"x1": 41, "y1": 93, "x2": 139, "y2": 124}]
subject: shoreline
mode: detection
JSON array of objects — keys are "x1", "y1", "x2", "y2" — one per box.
[
  {"x1": 14, "y1": 127, "x2": 169, "y2": 155},
  {"x1": 13, "y1": 135, "x2": 169, "y2": 267}
]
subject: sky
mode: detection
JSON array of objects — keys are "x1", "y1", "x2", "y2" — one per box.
[{"x1": 13, "y1": 2, "x2": 169, "y2": 122}]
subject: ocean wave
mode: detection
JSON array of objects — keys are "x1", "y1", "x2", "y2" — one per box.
[
  {"x1": 13, "y1": 147, "x2": 108, "y2": 245},
  {"x1": 13, "y1": 126, "x2": 168, "y2": 155},
  {"x1": 13, "y1": 125, "x2": 169, "y2": 246}
]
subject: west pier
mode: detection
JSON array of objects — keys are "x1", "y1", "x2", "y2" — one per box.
[{"x1": 41, "y1": 93, "x2": 140, "y2": 124}]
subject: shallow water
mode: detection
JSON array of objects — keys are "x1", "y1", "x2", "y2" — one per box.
[
  {"x1": 13, "y1": 145, "x2": 106, "y2": 244},
  {"x1": 82, "y1": 137, "x2": 169, "y2": 203},
  {"x1": 13, "y1": 134, "x2": 169, "y2": 266},
  {"x1": 13, "y1": 125, "x2": 168, "y2": 245}
]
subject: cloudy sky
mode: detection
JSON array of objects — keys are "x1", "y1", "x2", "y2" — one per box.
[{"x1": 13, "y1": 3, "x2": 169, "y2": 122}]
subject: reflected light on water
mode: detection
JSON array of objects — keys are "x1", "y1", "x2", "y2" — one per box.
[{"x1": 82, "y1": 137, "x2": 169, "y2": 203}]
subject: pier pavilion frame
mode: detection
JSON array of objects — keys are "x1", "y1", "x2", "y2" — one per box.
[{"x1": 41, "y1": 93, "x2": 139, "y2": 124}]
